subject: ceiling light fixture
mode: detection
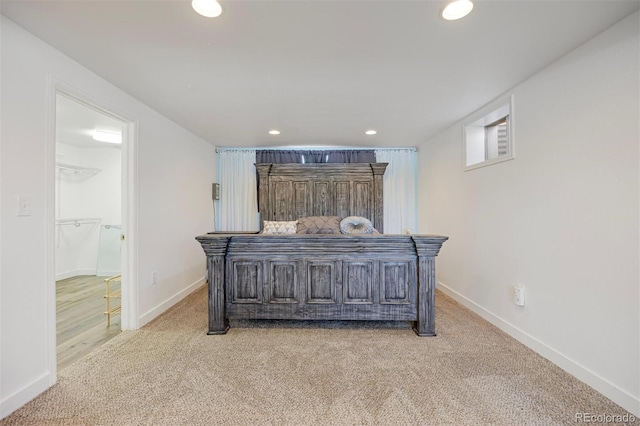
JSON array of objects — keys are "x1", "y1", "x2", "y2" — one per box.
[
  {"x1": 92, "y1": 130, "x2": 122, "y2": 144},
  {"x1": 192, "y1": 0, "x2": 222, "y2": 18},
  {"x1": 441, "y1": 0, "x2": 474, "y2": 21},
  {"x1": 365, "y1": 130, "x2": 377, "y2": 135},
  {"x1": 268, "y1": 130, "x2": 281, "y2": 135}
]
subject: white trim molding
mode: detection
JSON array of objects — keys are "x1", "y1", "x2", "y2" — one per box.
[
  {"x1": 46, "y1": 76, "x2": 140, "y2": 383},
  {"x1": 55, "y1": 269, "x2": 98, "y2": 281},
  {"x1": 120, "y1": 118, "x2": 139, "y2": 331},
  {"x1": 45, "y1": 75, "x2": 58, "y2": 387}
]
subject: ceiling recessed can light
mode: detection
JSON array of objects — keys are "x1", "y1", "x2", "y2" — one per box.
[
  {"x1": 441, "y1": 0, "x2": 473, "y2": 21},
  {"x1": 192, "y1": 0, "x2": 222, "y2": 18},
  {"x1": 365, "y1": 130, "x2": 377, "y2": 135},
  {"x1": 92, "y1": 130, "x2": 122, "y2": 144},
  {"x1": 268, "y1": 130, "x2": 281, "y2": 135}
]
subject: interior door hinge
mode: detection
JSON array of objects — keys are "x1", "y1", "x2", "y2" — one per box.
[{"x1": 121, "y1": 234, "x2": 125, "y2": 241}]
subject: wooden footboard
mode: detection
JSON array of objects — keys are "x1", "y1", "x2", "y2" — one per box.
[{"x1": 196, "y1": 234, "x2": 447, "y2": 336}]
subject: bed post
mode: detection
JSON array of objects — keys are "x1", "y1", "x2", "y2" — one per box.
[
  {"x1": 370, "y1": 162, "x2": 388, "y2": 233},
  {"x1": 255, "y1": 163, "x2": 272, "y2": 230},
  {"x1": 197, "y1": 236, "x2": 231, "y2": 335},
  {"x1": 411, "y1": 236, "x2": 448, "y2": 336}
]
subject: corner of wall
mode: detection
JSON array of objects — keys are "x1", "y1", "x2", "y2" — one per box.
[{"x1": 138, "y1": 276, "x2": 206, "y2": 328}]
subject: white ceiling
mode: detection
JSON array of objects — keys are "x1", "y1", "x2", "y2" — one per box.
[{"x1": 2, "y1": 0, "x2": 639, "y2": 148}]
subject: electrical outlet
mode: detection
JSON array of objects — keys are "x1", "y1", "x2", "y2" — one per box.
[
  {"x1": 513, "y1": 285, "x2": 525, "y2": 306},
  {"x1": 18, "y1": 195, "x2": 31, "y2": 216},
  {"x1": 152, "y1": 271, "x2": 158, "y2": 285}
]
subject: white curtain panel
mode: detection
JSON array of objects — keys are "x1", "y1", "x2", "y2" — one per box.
[
  {"x1": 374, "y1": 149, "x2": 417, "y2": 234},
  {"x1": 216, "y1": 149, "x2": 259, "y2": 231}
]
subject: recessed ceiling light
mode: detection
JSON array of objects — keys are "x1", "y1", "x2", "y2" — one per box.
[
  {"x1": 268, "y1": 130, "x2": 281, "y2": 135},
  {"x1": 365, "y1": 130, "x2": 377, "y2": 136},
  {"x1": 92, "y1": 130, "x2": 122, "y2": 144},
  {"x1": 192, "y1": 0, "x2": 222, "y2": 18},
  {"x1": 441, "y1": 0, "x2": 473, "y2": 21}
]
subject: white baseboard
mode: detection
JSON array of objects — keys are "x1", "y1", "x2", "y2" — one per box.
[
  {"x1": 138, "y1": 277, "x2": 206, "y2": 328},
  {"x1": 55, "y1": 269, "x2": 97, "y2": 281},
  {"x1": 96, "y1": 269, "x2": 120, "y2": 278},
  {"x1": 0, "y1": 372, "x2": 51, "y2": 419},
  {"x1": 437, "y1": 281, "x2": 640, "y2": 417}
]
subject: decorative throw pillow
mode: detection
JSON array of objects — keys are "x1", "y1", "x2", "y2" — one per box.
[
  {"x1": 340, "y1": 216, "x2": 374, "y2": 234},
  {"x1": 296, "y1": 216, "x2": 342, "y2": 234},
  {"x1": 262, "y1": 220, "x2": 297, "y2": 234}
]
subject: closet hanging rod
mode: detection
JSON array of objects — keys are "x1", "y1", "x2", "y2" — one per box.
[
  {"x1": 55, "y1": 162, "x2": 101, "y2": 175},
  {"x1": 56, "y1": 218, "x2": 102, "y2": 227}
]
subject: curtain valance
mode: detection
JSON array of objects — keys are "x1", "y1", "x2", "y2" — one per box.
[{"x1": 256, "y1": 149, "x2": 375, "y2": 163}]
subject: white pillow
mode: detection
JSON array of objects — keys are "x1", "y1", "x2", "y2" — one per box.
[
  {"x1": 340, "y1": 216, "x2": 374, "y2": 234},
  {"x1": 262, "y1": 220, "x2": 298, "y2": 234}
]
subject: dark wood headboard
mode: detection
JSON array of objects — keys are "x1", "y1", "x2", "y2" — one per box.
[{"x1": 255, "y1": 163, "x2": 388, "y2": 232}]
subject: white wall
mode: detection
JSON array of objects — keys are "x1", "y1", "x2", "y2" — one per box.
[
  {"x1": 0, "y1": 16, "x2": 216, "y2": 417},
  {"x1": 56, "y1": 143, "x2": 122, "y2": 279},
  {"x1": 418, "y1": 13, "x2": 639, "y2": 415}
]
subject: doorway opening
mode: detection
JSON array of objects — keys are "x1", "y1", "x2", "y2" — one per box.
[{"x1": 54, "y1": 92, "x2": 127, "y2": 370}]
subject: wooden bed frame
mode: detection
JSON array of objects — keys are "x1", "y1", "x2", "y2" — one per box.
[{"x1": 196, "y1": 163, "x2": 447, "y2": 336}]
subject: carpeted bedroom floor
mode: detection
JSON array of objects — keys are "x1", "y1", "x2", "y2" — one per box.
[{"x1": 1, "y1": 286, "x2": 635, "y2": 425}]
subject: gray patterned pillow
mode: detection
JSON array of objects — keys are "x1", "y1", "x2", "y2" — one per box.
[
  {"x1": 262, "y1": 220, "x2": 297, "y2": 234},
  {"x1": 296, "y1": 216, "x2": 342, "y2": 234},
  {"x1": 340, "y1": 216, "x2": 374, "y2": 234}
]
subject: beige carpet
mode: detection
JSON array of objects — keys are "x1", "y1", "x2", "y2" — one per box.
[{"x1": 2, "y1": 287, "x2": 634, "y2": 425}]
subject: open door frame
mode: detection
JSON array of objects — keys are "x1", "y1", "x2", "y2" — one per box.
[{"x1": 46, "y1": 77, "x2": 139, "y2": 384}]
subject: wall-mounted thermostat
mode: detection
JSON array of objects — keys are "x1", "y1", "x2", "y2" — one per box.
[{"x1": 212, "y1": 183, "x2": 220, "y2": 200}]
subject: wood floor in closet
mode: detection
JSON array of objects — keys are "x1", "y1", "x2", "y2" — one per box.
[{"x1": 57, "y1": 275, "x2": 121, "y2": 370}]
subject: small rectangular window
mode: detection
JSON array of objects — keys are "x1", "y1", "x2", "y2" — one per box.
[
  {"x1": 464, "y1": 96, "x2": 514, "y2": 170},
  {"x1": 485, "y1": 117, "x2": 509, "y2": 160}
]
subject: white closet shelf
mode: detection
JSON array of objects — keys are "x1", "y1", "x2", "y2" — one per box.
[{"x1": 56, "y1": 162, "x2": 101, "y2": 176}]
